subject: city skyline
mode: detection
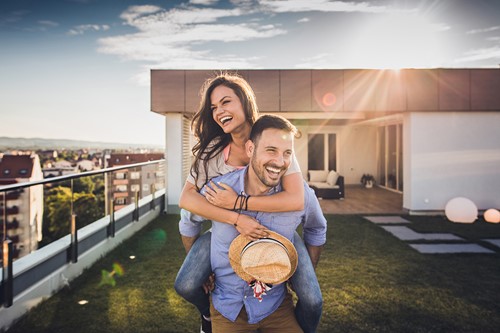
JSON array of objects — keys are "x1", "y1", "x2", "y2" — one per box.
[{"x1": 1, "y1": 0, "x2": 499, "y2": 146}]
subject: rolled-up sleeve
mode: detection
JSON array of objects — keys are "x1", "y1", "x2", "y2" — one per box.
[
  {"x1": 302, "y1": 186, "x2": 327, "y2": 246},
  {"x1": 178, "y1": 209, "x2": 205, "y2": 237}
]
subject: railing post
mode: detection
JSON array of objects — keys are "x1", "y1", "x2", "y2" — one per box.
[
  {"x1": 108, "y1": 200, "x2": 115, "y2": 237},
  {"x1": 150, "y1": 184, "x2": 156, "y2": 210},
  {"x1": 2, "y1": 239, "x2": 13, "y2": 307},
  {"x1": 69, "y1": 214, "x2": 78, "y2": 263},
  {"x1": 134, "y1": 191, "x2": 139, "y2": 221}
]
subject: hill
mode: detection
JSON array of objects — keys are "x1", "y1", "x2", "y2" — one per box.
[{"x1": 0, "y1": 137, "x2": 163, "y2": 151}]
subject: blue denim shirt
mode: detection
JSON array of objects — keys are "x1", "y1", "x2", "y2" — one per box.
[{"x1": 179, "y1": 167, "x2": 327, "y2": 324}]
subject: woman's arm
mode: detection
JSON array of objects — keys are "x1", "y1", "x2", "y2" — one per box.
[
  {"x1": 207, "y1": 172, "x2": 304, "y2": 212},
  {"x1": 179, "y1": 181, "x2": 269, "y2": 239}
]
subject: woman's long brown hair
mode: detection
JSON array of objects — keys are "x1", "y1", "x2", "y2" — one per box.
[{"x1": 190, "y1": 72, "x2": 259, "y2": 190}]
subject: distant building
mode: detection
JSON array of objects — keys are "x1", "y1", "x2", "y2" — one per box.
[
  {"x1": 42, "y1": 160, "x2": 77, "y2": 178},
  {"x1": 0, "y1": 154, "x2": 44, "y2": 259},
  {"x1": 76, "y1": 159, "x2": 95, "y2": 172},
  {"x1": 37, "y1": 149, "x2": 58, "y2": 161},
  {"x1": 106, "y1": 153, "x2": 165, "y2": 211}
]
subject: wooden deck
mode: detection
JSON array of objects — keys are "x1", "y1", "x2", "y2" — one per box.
[{"x1": 318, "y1": 185, "x2": 405, "y2": 215}]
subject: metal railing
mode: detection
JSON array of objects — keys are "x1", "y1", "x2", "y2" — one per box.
[{"x1": 0, "y1": 159, "x2": 166, "y2": 316}]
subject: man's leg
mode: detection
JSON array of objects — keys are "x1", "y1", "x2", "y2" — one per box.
[
  {"x1": 290, "y1": 232, "x2": 323, "y2": 333},
  {"x1": 174, "y1": 231, "x2": 212, "y2": 318},
  {"x1": 259, "y1": 293, "x2": 303, "y2": 333}
]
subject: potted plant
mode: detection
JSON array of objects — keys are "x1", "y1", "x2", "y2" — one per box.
[{"x1": 360, "y1": 174, "x2": 375, "y2": 188}]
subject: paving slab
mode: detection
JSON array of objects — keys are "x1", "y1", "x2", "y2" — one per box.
[
  {"x1": 409, "y1": 243, "x2": 495, "y2": 254},
  {"x1": 381, "y1": 226, "x2": 464, "y2": 241},
  {"x1": 482, "y1": 239, "x2": 500, "y2": 249},
  {"x1": 364, "y1": 216, "x2": 411, "y2": 224}
]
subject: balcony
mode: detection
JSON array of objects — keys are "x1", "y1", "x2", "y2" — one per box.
[{"x1": 0, "y1": 160, "x2": 165, "y2": 331}]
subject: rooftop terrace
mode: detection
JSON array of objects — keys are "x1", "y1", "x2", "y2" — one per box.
[{"x1": 5, "y1": 212, "x2": 500, "y2": 332}]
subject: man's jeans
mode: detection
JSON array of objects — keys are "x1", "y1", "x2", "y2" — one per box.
[{"x1": 174, "y1": 231, "x2": 323, "y2": 333}]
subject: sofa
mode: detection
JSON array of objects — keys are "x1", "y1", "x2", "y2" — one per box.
[{"x1": 307, "y1": 170, "x2": 345, "y2": 200}]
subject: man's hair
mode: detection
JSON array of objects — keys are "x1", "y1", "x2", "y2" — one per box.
[{"x1": 249, "y1": 114, "x2": 298, "y2": 145}]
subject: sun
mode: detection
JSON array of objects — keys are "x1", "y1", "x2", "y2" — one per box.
[{"x1": 344, "y1": 13, "x2": 448, "y2": 69}]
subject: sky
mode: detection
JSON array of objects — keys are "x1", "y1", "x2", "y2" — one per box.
[{"x1": 1, "y1": 0, "x2": 499, "y2": 146}]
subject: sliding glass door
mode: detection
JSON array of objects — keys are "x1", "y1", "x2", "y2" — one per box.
[{"x1": 377, "y1": 124, "x2": 403, "y2": 191}]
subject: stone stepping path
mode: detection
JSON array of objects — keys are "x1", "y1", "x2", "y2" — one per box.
[
  {"x1": 482, "y1": 239, "x2": 500, "y2": 249},
  {"x1": 364, "y1": 216, "x2": 497, "y2": 254},
  {"x1": 381, "y1": 226, "x2": 463, "y2": 241},
  {"x1": 363, "y1": 216, "x2": 411, "y2": 224},
  {"x1": 409, "y1": 244, "x2": 495, "y2": 254}
]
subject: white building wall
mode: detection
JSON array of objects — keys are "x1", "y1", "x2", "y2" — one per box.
[
  {"x1": 339, "y1": 125, "x2": 378, "y2": 184},
  {"x1": 165, "y1": 114, "x2": 184, "y2": 213},
  {"x1": 405, "y1": 112, "x2": 500, "y2": 212}
]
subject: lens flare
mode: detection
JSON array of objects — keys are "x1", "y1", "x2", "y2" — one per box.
[{"x1": 322, "y1": 93, "x2": 336, "y2": 107}]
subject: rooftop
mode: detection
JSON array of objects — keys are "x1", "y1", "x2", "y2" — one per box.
[{"x1": 6, "y1": 212, "x2": 500, "y2": 333}]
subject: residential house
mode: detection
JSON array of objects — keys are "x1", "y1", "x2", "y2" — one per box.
[
  {"x1": 0, "y1": 154, "x2": 44, "y2": 258},
  {"x1": 42, "y1": 159, "x2": 77, "y2": 178},
  {"x1": 151, "y1": 69, "x2": 500, "y2": 214}
]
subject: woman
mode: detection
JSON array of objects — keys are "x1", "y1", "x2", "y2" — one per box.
[{"x1": 174, "y1": 73, "x2": 322, "y2": 333}]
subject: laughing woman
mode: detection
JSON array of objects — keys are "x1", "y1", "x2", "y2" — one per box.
[{"x1": 174, "y1": 73, "x2": 322, "y2": 333}]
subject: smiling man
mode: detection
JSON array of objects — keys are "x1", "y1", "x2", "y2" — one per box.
[{"x1": 180, "y1": 114, "x2": 327, "y2": 332}]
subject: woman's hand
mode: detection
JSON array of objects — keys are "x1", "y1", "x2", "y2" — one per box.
[
  {"x1": 202, "y1": 273, "x2": 215, "y2": 294},
  {"x1": 205, "y1": 181, "x2": 238, "y2": 209},
  {"x1": 235, "y1": 214, "x2": 270, "y2": 240}
]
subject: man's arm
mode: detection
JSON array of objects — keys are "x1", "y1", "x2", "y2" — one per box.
[{"x1": 306, "y1": 244, "x2": 324, "y2": 269}]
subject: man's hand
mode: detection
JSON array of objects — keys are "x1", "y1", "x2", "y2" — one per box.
[
  {"x1": 204, "y1": 181, "x2": 238, "y2": 209},
  {"x1": 306, "y1": 244, "x2": 324, "y2": 269},
  {"x1": 234, "y1": 214, "x2": 270, "y2": 240},
  {"x1": 181, "y1": 235, "x2": 198, "y2": 254}
]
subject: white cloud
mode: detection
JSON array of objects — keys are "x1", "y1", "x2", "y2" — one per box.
[
  {"x1": 454, "y1": 46, "x2": 500, "y2": 63},
  {"x1": 189, "y1": 0, "x2": 220, "y2": 5},
  {"x1": 38, "y1": 20, "x2": 59, "y2": 27},
  {"x1": 466, "y1": 26, "x2": 500, "y2": 35},
  {"x1": 297, "y1": 17, "x2": 310, "y2": 23},
  {"x1": 67, "y1": 24, "x2": 110, "y2": 36},
  {"x1": 258, "y1": 0, "x2": 402, "y2": 14},
  {"x1": 97, "y1": 4, "x2": 285, "y2": 77},
  {"x1": 294, "y1": 53, "x2": 341, "y2": 68}
]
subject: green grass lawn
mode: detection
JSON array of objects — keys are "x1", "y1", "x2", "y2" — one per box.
[{"x1": 8, "y1": 214, "x2": 500, "y2": 333}]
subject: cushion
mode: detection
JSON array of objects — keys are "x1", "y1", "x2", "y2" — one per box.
[
  {"x1": 309, "y1": 182, "x2": 340, "y2": 189},
  {"x1": 308, "y1": 170, "x2": 329, "y2": 182},
  {"x1": 326, "y1": 170, "x2": 339, "y2": 186}
]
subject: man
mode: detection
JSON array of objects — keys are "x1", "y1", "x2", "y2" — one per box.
[{"x1": 180, "y1": 115, "x2": 327, "y2": 332}]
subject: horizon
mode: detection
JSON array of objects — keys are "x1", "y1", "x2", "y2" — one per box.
[{"x1": 1, "y1": 0, "x2": 500, "y2": 145}]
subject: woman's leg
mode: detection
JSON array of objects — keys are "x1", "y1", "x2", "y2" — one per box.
[
  {"x1": 290, "y1": 232, "x2": 323, "y2": 333},
  {"x1": 174, "y1": 231, "x2": 212, "y2": 317}
]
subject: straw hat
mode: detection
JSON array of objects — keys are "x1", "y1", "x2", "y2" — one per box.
[{"x1": 229, "y1": 230, "x2": 298, "y2": 285}]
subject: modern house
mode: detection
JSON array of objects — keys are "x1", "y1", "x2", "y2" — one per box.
[
  {"x1": 150, "y1": 69, "x2": 500, "y2": 215},
  {"x1": 0, "y1": 154, "x2": 44, "y2": 258},
  {"x1": 106, "y1": 153, "x2": 165, "y2": 211}
]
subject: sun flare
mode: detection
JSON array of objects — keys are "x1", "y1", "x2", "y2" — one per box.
[{"x1": 344, "y1": 13, "x2": 448, "y2": 69}]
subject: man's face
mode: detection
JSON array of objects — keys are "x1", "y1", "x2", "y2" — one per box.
[{"x1": 248, "y1": 128, "x2": 294, "y2": 188}]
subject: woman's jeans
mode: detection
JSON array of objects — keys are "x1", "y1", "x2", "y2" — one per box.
[{"x1": 174, "y1": 231, "x2": 323, "y2": 333}]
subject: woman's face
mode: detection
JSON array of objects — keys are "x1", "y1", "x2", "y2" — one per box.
[{"x1": 210, "y1": 85, "x2": 248, "y2": 134}]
